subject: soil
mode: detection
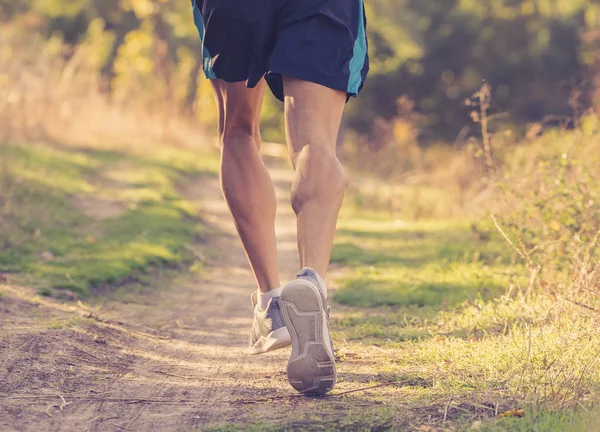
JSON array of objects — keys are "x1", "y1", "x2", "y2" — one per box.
[{"x1": 0, "y1": 166, "x2": 401, "y2": 432}]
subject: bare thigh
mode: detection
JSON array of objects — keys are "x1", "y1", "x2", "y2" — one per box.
[
  {"x1": 210, "y1": 80, "x2": 266, "y2": 141},
  {"x1": 283, "y1": 77, "x2": 346, "y2": 161}
]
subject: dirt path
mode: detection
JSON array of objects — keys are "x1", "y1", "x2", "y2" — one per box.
[{"x1": 0, "y1": 164, "x2": 398, "y2": 431}]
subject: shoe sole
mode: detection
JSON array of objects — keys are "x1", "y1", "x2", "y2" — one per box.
[
  {"x1": 280, "y1": 279, "x2": 336, "y2": 396},
  {"x1": 247, "y1": 327, "x2": 291, "y2": 355}
]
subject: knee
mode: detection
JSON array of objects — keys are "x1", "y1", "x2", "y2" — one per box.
[
  {"x1": 297, "y1": 144, "x2": 345, "y2": 180},
  {"x1": 220, "y1": 123, "x2": 258, "y2": 150}
]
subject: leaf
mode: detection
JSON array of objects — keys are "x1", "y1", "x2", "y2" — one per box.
[
  {"x1": 433, "y1": 335, "x2": 447, "y2": 344},
  {"x1": 497, "y1": 409, "x2": 525, "y2": 419}
]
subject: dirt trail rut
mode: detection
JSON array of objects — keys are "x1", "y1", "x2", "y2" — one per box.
[{"x1": 1, "y1": 164, "x2": 387, "y2": 431}]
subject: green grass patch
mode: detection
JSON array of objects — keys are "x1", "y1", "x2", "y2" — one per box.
[
  {"x1": 0, "y1": 141, "x2": 219, "y2": 296},
  {"x1": 330, "y1": 201, "x2": 600, "y2": 431},
  {"x1": 332, "y1": 216, "x2": 514, "y2": 309}
]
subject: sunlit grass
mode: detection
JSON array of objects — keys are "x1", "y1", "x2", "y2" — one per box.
[
  {"x1": 332, "y1": 215, "x2": 515, "y2": 309},
  {"x1": 0, "y1": 141, "x2": 219, "y2": 296},
  {"x1": 327, "y1": 204, "x2": 600, "y2": 431}
]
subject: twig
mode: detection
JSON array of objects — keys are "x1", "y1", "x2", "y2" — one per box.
[
  {"x1": 88, "y1": 416, "x2": 119, "y2": 424},
  {"x1": 29, "y1": 404, "x2": 57, "y2": 418},
  {"x1": 461, "y1": 401, "x2": 496, "y2": 411},
  {"x1": 86, "y1": 415, "x2": 102, "y2": 423},
  {"x1": 58, "y1": 394, "x2": 71, "y2": 412},
  {"x1": 525, "y1": 264, "x2": 541, "y2": 299},
  {"x1": 450, "y1": 405, "x2": 474, "y2": 414},
  {"x1": 490, "y1": 214, "x2": 527, "y2": 262},
  {"x1": 154, "y1": 370, "x2": 197, "y2": 380},
  {"x1": 234, "y1": 394, "x2": 304, "y2": 405},
  {"x1": 370, "y1": 346, "x2": 392, "y2": 356},
  {"x1": 81, "y1": 306, "x2": 116, "y2": 320},
  {"x1": 331, "y1": 381, "x2": 403, "y2": 397},
  {"x1": 586, "y1": 230, "x2": 600, "y2": 255},
  {"x1": 491, "y1": 213, "x2": 541, "y2": 297},
  {"x1": 112, "y1": 424, "x2": 132, "y2": 431},
  {"x1": 443, "y1": 398, "x2": 452, "y2": 423},
  {"x1": 39, "y1": 407, "x2": 54, "y2": 418},
  {"x1": 97, "y1": 306, "x2": 116, "y2": 316},
  {"x1": 564, "y1": 297, "x2": 598, "y2": 312},
  {"x1": 233, "y1": 381, "x2": 403, "y2": 405}
]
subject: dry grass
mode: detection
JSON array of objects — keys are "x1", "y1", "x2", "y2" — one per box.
[{"x1": 0, "y1": 22, "x2": 213, "y2": 151}]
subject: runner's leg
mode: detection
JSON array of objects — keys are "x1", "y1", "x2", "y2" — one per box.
[
  {"x1": 211, "y1": 79, "x2": 281, "y2": 293},
  {"x1": 283, "y1": 77, "x2": 347, "y2": 278}
]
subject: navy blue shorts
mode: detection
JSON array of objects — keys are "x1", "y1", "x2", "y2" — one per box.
[{"x1": 191, "y1": 0, "x2": 369, "y2": 101}]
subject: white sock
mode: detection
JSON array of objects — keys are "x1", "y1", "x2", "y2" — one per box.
[{"x1": 259, "y1": 285, "x2": 283, "y2": 311}]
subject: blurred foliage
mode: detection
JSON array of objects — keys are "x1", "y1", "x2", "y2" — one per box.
[
  {"x1": 496, "y1": 129, "x2": 600, "y2": 297},
  {"x1": 352, "y1": 0, "x2": 600, "y2": 141},
  {"x1": 0, "y1": 0, "x2": 599, "y2": 143}
]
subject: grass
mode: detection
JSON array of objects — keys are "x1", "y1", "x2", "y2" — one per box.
[
  {"x1": 206, "y1": 410, "x2": 598, "y2": 432},
  {"x1": 331, "y1": 217, "x2": 515, "y2": 309},
  {"x1": 324, "y1": 204, "x2": 600, "y2": 430},
  {"x1": 0, "y1": 140, "x2": 219, "y2": 296},
  {"x1": 2, "y1": 126, "x2": 598, "y2": 431}
]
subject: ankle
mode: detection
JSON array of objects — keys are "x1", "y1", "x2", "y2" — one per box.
[{"x1": 258, "y1": 285, "x2": 283, "y2": 311}]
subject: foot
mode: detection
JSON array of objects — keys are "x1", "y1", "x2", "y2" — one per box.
[
  {"x1": 247, "y1": 291, "x2": 291, "y2": 355},
  {"x1": 280, "y1": 268, "x2": 336, "y2": 395}
]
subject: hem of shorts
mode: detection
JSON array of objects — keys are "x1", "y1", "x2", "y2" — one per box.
[
  {"x1": 267, "y1": 68, "x2": 361, "y2": 102},
  {"x1": 202, "y1": 72, "x2": 264, "y2": 89}
]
